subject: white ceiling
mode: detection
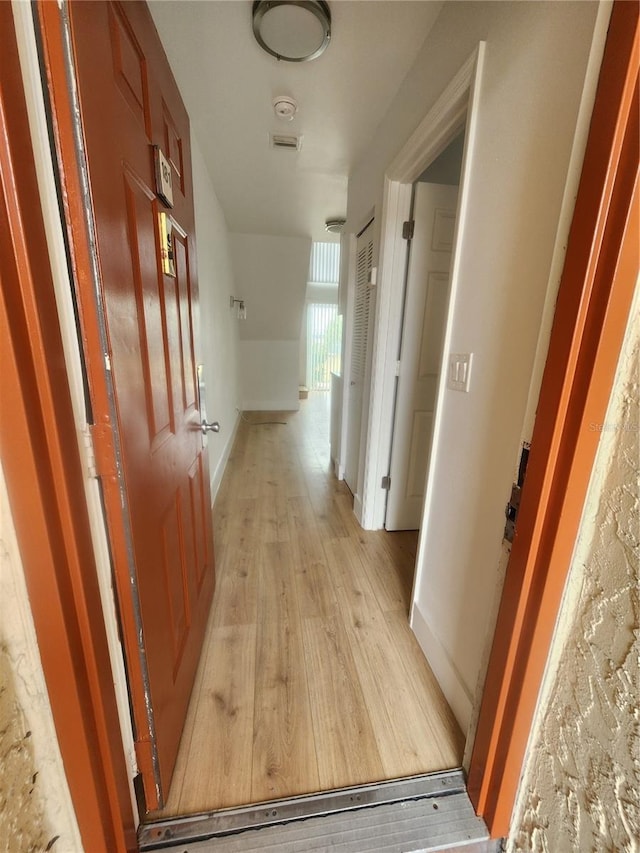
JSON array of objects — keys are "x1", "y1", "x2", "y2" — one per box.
[{"x1": 149, "y1": 1, "x2": 443, "y2": 242}]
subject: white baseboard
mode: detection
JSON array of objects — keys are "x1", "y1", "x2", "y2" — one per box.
[
  {"x1": 210, "y1": 410, "x2": 241, "y2": 505},
  {"x1": 333, "y1": 459, "x2": 344, "y2": 480},
  {"x1": 241, "y1": 399, "x2": 300, "y2": 412},
  {"x1": 410, "y1": 602, "x2": 473, "y2": 733}
]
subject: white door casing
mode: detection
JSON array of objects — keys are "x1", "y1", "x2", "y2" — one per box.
[
  {"x1": 385, "y1": 183, "x2": 459, "y2": 530},
  {"x1": 357, "y1": 45, "x2": 485, "y2": 532}
]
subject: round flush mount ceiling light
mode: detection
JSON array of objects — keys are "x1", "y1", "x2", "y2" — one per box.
[
  {"x1": 325, "y1": 218, "x2": 346, "y2": 234},
  {"x1": 252, "y1": 1, "x2": 331, "y2": 63},
  {"x1": 273, "y1": 95, "x2": 298, "y2": 121}
]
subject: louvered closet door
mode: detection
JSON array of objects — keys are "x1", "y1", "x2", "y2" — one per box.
[{"x1": 344, "y1": 222, "x2": 374, "y2": 495}]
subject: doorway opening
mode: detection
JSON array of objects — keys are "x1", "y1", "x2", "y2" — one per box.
[
  {"x1": 17, "y1": 4, "x2": 629, "y2": 844},
  {"x1": 385, "y1": 130, "x2": 465, "y2": 533},
  {"x1": 306, "y1": 303, "x2": 342, "y2": 392}
]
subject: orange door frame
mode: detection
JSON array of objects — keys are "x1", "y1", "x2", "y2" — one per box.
[
  {"x1": 468, "y1": 0, "x2": 639, "y2": 837},
  {"x1": 2, "y1": 0, "x2": 636, "y2": 849},
  {"x1": 0, "y1": 4, "x2": 136, "y2": 850}
]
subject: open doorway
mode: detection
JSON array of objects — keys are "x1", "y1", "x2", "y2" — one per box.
[
  {"x1": 385, "y1": 132, "x2": 465, "y2": 531},
  {"x1": 306, "y1": 303, "x2": 342, "y2": 392},
  {"x1": 11, "y1": 0, "x2": 632, "y2": 844},
  {"x1": 303, "y1": 241, "x2": 343, "y2": 395}
]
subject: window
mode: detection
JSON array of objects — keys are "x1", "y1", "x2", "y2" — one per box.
[{"x1": 307, "y1": 304, "x2": 342, "y2": 391}]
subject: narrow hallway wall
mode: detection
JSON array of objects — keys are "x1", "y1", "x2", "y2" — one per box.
[
  {"x1": 192, "y1": 134, "x2": 241, "y2": 499},
  {"x1": 230, "y1": 233, "x2": 311, "y2": 411},
  {"x1": 344, "y1": 0, "x2": 608, "y2": 731}
]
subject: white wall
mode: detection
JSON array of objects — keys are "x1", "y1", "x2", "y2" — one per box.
[
  {"x1": 231, "y1": 233, "x2": 311, "y2": 411},
  {"x1": 507, "y1": 292, "x2": 640, "y2": 852},
  {"x1": 241, "y1": 340, "x2": 300, "y2": 411},
  {"x1": 191, "y1": 134, "x2": 241, "y2": 499},
  {"x1": 344, "y1": 0, "x2": 607, "y2": 731}
]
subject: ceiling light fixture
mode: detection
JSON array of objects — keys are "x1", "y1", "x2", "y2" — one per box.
[
  {"x1": 325, "y1": 218, "x2": 346, "y2": 234},
  {"x1": 273, "y1": 95, "x2": 298, "y2": 121},
  {"x1": 252, "y1": 1, "x2": 331, "y2": 63}
]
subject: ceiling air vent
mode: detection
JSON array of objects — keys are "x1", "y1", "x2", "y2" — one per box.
[{"x1": 270, "y1": 133, "x2": 303, "y2": 151}]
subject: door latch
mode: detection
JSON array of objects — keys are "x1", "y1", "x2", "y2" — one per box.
[{"x1": 504, "y1": 442, "x2": 530, "y2": 543}]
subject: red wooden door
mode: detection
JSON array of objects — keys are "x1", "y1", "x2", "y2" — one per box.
[{"x1": 67, "y1": 1, "x2": 215, "y2": 807}]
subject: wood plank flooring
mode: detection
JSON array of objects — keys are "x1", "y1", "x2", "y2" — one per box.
[{"x1": 151, "y1": 394, "x2": 464, "y2": 819}]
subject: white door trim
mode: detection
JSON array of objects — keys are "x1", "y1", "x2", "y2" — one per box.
[{"x1": 359, "y1": 43, "x2": 486, "y2": 530}]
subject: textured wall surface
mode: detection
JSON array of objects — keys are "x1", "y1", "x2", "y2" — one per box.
[
  {"x1": 0, "y1": 648, "x2": 51, "y2": 852},
  {"x1": 508, "y1": 300, "x2": 639, "y2": 852},
  {"x1": 0, "y1": 466, "x2": 82, "y2": 853}
]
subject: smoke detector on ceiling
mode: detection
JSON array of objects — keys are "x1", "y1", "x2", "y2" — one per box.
[{"x1": 273, "y1": 95, "x2": 298, "y2": 121}]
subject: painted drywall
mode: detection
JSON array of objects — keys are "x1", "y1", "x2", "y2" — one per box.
[
  {"x1": 240, "y1": 340, "x2": 300, "y2": 411},
  {"x1": 0, "y1": 464, "x2": 82, "y2": 853},
  {"x1": 231, "y1": 233, "x2": 311, "y2": 411},
  {"x1": 191, "y1": 133, "x2": 241, "y2": 498},
  {"x1": 507, "y1": 295, "x2": 640, "y2": 852},
  {"x1": 344, "y1": 0, "x2": 607, "y2": 730}
]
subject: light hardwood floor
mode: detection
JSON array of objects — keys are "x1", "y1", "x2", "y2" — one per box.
[{"x1": 152, "y1": 393, "x2": 464, "y2": 818}]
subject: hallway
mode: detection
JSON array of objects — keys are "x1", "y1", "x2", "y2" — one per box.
[{"x1": 152, "y1": 393, "x2": 464, "y2": 819}]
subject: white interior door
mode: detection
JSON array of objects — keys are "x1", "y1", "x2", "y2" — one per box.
[
  {"x1": 385, "y1": 182, "x2": 458, "y2": 530},
  {"x1": 344, "y1": 222, "x2": 374, "y2": 495}
]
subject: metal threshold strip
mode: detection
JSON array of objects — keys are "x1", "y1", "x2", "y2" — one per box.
[{"x1": 138, "y1": 769, "x2": 494, "y2": 851}]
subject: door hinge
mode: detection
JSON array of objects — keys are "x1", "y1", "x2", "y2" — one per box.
[
  {"x1": 81, "y1": 425, "x2": 98, "y2": 479},
  {"x1": 395, "y1": 360, "x2": 401, "y2": 377},
  {"x1": 504, "y1": 442, "x2": 531, "y2": 543},
  {"x1": 402, "y1": 220, "x2": 415, "y2": 240},
  {"x1": 381, "y1": 475, "x2": 391, "y2": 490}
]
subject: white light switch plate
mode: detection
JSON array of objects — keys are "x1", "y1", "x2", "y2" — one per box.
[{"x1": 448, "y1": 352, "x2": 473, "y2": 392}]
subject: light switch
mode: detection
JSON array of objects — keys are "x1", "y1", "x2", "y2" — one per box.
[{"x1": 447, "y1": 353, "x2": 473, "y2": 392}]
